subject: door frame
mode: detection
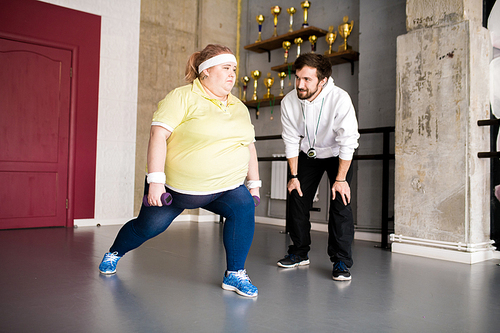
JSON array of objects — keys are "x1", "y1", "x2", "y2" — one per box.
[
  {"x1": 0, "y1": 0, "x2": 101, "y2": 226},
  {"x1": 0, "y1": 32, "x2": 77, "y2": 227}
]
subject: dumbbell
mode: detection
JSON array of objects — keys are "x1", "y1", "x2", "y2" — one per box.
[
  {"x1": 143, "y1": 192, "x2": 173, "y2": 207},
  {"x1": 144, "y1": 192, "x2": 256, "y2": 207}
]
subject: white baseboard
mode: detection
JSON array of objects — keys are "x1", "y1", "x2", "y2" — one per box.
[
  {"x1": 354, "y1": 231, "x2": 386, "y2": 243},
  {"x1": 254, "y1": 217, "x2": 385, "y2": 242},
  {"x1": 74, "y1": 218, "x2": 129, "y2": 227},
  {"x1": 255, "y1": 216, "x2": 285, "y2": 227},
  {"x1": 74, "y1": 213, "x2": 216, "y2": 228},
  {"x1": 193, "y1": 213, "x2": 221, "y2": 223},
  {"x1": 392, "y1": 242, "x2": 496, "y2": 264},
  {"x1": 254, "y1": 216, "x2": 329, "y2": 232}
]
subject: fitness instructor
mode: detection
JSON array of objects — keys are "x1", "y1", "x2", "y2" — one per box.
[
  {"x1": 277, "y1": 53, "x2": 359, "y2": 281},
  {"x1": 98, "y1": 44, "x2": 261, "y2": 298}
]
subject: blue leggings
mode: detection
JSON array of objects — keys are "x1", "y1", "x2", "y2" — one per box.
[{"x1": 109, "y1": 183, "x2": 255, "y2": 271}]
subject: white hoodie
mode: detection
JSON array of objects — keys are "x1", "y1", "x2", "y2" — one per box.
[{"x1": 281, "y1": 77, "x2": 359, "y2": 160}]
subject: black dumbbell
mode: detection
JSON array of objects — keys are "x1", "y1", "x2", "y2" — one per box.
[{"x1": 143, "y1": 192, "x2": 173, "y2": 207}]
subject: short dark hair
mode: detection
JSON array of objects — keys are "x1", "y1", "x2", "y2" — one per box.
[{"x1": 294, "y1": 53, "x2": 332, "y2": 82}]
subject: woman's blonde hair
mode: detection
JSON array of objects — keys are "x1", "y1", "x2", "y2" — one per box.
[{"x1": 185, "y1": 44, "x2": 234, "y2": 83}]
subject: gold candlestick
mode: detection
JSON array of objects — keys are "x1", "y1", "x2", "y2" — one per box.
[
  {"x1": 309, "y1": 35, "x2": 317, "y2": 53},
  {"x1": 278, "y1": 72, "x2": 287, "y2": 96},
  {"x1": 263, "y1": 73, "x2": 275, "y2": 99},
  {"x1": 301, "y1": 1, "x2": 311, "y2": 28},
  {"x1": 325, "y1": 26, "x2": 337, "y2": 54},
  {"x1": 256, "y1": 15, "x2": 265, "y2": 42},
  {"x1": 338, "y1": 16, "x2": 353, "y2": 52},
  {"x1": 271, "y1": 6, "x2": 281, "y2": 37},
  {"x1": 251, "y1": 70, "x2": 261, "y2": 101},
  {"x1": 241, "y1": 76, "x2": 249, "y2": 101},
  {"x1": 282, "y1": 41, "x2": 291, "y2": 64},
  {"x1": 294, "y1": 37, "x2": 303, "y2": 58},
  {"x1": 287, "y1": 7, "x2": 296, "y2": 32}
]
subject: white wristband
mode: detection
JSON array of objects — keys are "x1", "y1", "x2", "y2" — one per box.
[
  {"x1": 147, "y1": 172, "x2": 166, "y2": 184},
  {"x1": 246, "y1": 180, "x2": 262, "y2": 189}
]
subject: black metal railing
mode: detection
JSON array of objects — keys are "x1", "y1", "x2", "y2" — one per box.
[
  {"x1": 478, "y1": 119, "x2": 500, "y2": 158},
  {"x1": 255, "y1": 126, "x2": 395, "y2": 249},
  {"x1": 477, "y1": 117, "x2": 500, "y2": 246}
]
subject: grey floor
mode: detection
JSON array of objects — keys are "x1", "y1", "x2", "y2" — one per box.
[{"x1": 1, "y1": 222, "x2": 500, "y2": 333}]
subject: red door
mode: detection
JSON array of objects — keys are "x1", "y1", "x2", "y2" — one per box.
[{"x1": 0, "y1": 38, "x2": 72, "y2": 229}]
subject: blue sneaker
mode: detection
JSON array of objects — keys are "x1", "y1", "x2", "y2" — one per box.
[
  {"x1": 222, "y1": 269, "x2": 258, "y2": 298},
  {"x1": 332, "y1": 261, "x2": 351, "y2": 281},
  {"x1": 99, "y1": 252, "x2": 122, "y2": 274}
]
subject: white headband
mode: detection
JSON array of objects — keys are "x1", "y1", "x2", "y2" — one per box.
[{"x1": 198, "y1": 54, "x2": 237, "y2": 73}]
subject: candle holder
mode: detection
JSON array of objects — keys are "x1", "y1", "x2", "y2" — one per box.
[
  {"x1": 263, "y1": 73, "x2": 275, "y2": 99},
  {"x1": 287, "y1": 7, "x2": 296, "y2": 32},
  {"x1": 256, "y1": 15, "x2": 265, "y2": 42},
  {"x1": 282, "y1": 41, "x2": 291, "y2": 64},
  {"x1": 309, "y1": 35, "x2": 317, "y2": 53},
  {"x1": 278, "y1": 72, "x2": 287, "y2": 96},
  {"x1": 294, "y1": 37, "x2": 303, "y2": 58},
  {"x1": 325, "y1": 26, "x2": 337, "y2": 55},
  {"x1": 338, "y1": 16, "x2": 353, "y2": 52},
  {"x1": 241, "y1": 76, "x2": 249, "y2": 101},
  {"x1": 301, "y1": 1, "x2": 311, "y2": 28},
  {"x1": 271, "y1": 6, "x2": 281, "y2": 37},
  {"x1": 251, "y1": 70, "x2": 261, "y2": 101}
]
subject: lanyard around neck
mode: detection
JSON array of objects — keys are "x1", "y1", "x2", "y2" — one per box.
[{"x1": 301, "y1": 98, "x2": 325, "y2": 149}]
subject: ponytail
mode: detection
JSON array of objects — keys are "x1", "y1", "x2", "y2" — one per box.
[{"x1": 184, "y1": 51, "x2": 201, "y2": 83}]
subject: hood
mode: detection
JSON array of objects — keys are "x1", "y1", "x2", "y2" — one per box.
[{"x1": 296, "y1": 77, "x2": 335, "y2": 106}]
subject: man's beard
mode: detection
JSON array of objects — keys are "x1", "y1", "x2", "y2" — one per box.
[{"x1": 297, "y1": 86, "x2": 319, "y2": 100}]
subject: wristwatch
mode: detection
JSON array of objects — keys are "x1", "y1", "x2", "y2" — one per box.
[{"x1": 290, "y1": 174, "x2": 298, "y2": 179}]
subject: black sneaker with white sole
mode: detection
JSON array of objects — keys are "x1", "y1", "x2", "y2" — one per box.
[
  {"x1": 332, "y1": 261, "x2": 351, "y2": 281},
  {"x1": 277, "y1": 254, "x2": 310, "y2": 268}
]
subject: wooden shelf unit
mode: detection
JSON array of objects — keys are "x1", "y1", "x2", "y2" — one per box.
[
  {"x1": 270, "y1": 50, "x2": 359, "y2": 75},
  {"x1": 242, "y1": 26, "x2": 359, "y2": 114},
  {"x1": 243, "y1": 95, "x2": 284, "y2": 109},
  {"x1": 244, "y1": 26, "x2": 328, "y2": 54}
]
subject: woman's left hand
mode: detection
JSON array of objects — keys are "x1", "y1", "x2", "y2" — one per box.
[
  {"x1": 249, "y1": 187, "x2": 260, "y2": 207},
  {"x1": 249, "y1": 187, "x2": 260, "y2": 199}
]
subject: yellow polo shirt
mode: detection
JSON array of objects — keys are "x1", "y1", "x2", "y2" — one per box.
[{"x1": 151, "y1": 79, "x2": 255, "y2": 193}]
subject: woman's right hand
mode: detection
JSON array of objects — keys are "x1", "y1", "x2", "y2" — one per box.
[
  {"x1": 146, "y1": 126, "x2": 171, "y2": 207},
  {"x1": 147, "y1": 183, "x2": 166, "y2": 206}
]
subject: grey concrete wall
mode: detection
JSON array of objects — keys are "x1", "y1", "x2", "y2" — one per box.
[
  {"x1": 395, "y1": 0, "x2": 491, "y2": 244},
  {"x1": 240, "y1": 0, "x2": 405, "y2": 230},
  {"x1": 239, "y1": 0, "x2": 360, "y2": 222},
  {"x1": 134, "y1": 0, "x2": 407, "y2": 231},
  {"x1": 135, "y1": 0, "x2": 238, "y2": 215},
  {"x1": 357, "y1": 0, "x2": 406, "y2": 232},
  {"x1": 406, "y1": 0, "x2": 482, "y2": 31}
]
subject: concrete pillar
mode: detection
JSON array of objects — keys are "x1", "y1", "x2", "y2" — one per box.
[{"x1": 393, "y1": 0, "x2": 494, "y2": 263}]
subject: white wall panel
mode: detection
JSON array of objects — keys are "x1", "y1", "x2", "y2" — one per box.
[{"x1": 39, "y1": 0, "x2": 141, "y2": 221}]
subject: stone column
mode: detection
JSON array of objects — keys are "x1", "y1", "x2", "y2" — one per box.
[{"x1": 393, "y1": 0, "x2": 494, "y2": 263}]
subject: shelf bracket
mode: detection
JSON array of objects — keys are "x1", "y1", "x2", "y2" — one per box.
[
  {"x1": 340, "y1": 57, "x2": 355, "y2": 75},
  {"x1": 257, "y1": 48, "x2": 271, "y2": 62},
  {"x1": 245, "y1": 102, "x2": 261, "y2": 119}
]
